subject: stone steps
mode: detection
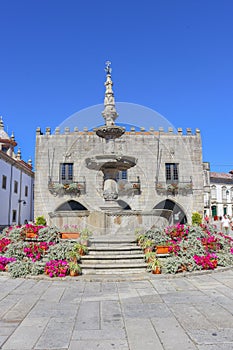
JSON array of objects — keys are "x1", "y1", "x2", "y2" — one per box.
[{"x1": 81, "y1": 235, "x2": 147, "y2": 275}]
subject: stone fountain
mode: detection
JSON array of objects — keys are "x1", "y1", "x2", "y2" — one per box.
[
  {"x1": 86, "y1": 61, "x2": 138, "y2": 211},
  {"x1": 84, "y1": 62, "x2": 171, "y2": 235}
]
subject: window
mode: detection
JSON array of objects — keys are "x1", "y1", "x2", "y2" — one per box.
[
  {"x1": 60, "y1": 163, "x2": 73, "y2": 183},
  {"x1": 117, "y1": 170, "x2": 128, "y2": 180},
  {"x1": 25, "y1": 185, "x2": 28, "y2": 197},
  {"x1": 14, "y1": 180, "x2": 18, "y2": 193},
  {"x1": 12, "y1": 210, "x2": 17, "y2": 223},
  {"x1": 222, "y1": 186, "x2": 227, "y2": 201},
  {"x1": 211, "y1": 186, "x2": 217, "y2": 199},
  {"x1": 231, "y1": 187, "x2": 233, "y2": 201},
  {"x1": 2, "y1": 175, "x2": 7, "y2": 189},
  {"x1": 165, "y1": 163, "x2": 179, "y2": 183}
]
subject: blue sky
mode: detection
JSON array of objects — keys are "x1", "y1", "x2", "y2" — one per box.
[{"x1": 0, "y1": 0, "x2": 233, "y2": 172}]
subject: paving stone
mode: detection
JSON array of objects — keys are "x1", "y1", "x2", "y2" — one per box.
[
  {"x1": 122, "y1": 302, "x2": 171, "y2": 319},
  {"x1": 125, "y1": 318, "x2": 163, "y2": 350},
  {"x1": 151, "y1": 316, "x2": 198, "y2": 350},
  {"x1": 69, "y1": 339, "x2": 129, "y2": 350},
  {"x1": 39, "y1": 286, "x2": 66, "y2": 301},
  {"x1": 197, "y1": 344, "x2": 233, "y2": 350},
  {"x1": 28, "y1": 301, "x2": 78, "y2": 319},
  {"x1": 74, "y1": 301, "x2": 100, "y2": 330},
  {"x1": 169, "y1": 303, "x2": 215, "y2": 330},
  {"x1": 72, "y1": 327, "x2": 126, "y2": 341},
  {"x1": 101, "y1": 300, "x2": 124, "y2": 329},
  {"x1": 2, "y1": 295, "x2": 40, "y2": 322},
  {"x1": 34, "y1": 318, "x2": 74, "y2": 349},
  {"x1": 195, "y1": 302, "x2": 233, "y2": 328},
  {"x1": 188, "y1": 328, "x2": 233, "y2": 346},
  {"x1": 160, "y1": 290, "x2": 211, "y2": 305},
  {"x1": 1, "y1": 318, "x2": 49, "y2": 349}
]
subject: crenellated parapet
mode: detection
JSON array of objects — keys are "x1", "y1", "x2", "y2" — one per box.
[{"x1": 36, "y1": 126, "x2": 201, "y2": 137}]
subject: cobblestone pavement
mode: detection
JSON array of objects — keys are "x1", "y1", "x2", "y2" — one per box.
[{"x1": 0, "y1": 268, "x2": 233, "y2": 350}]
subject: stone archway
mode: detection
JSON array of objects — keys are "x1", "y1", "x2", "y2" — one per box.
[
  {"x1": 55, "y1": 200, "x2": 88, "y2": 211},
  {"x1": 154, "y1": 199, "x2": 187, "y2": 224},
  {"x1": 117, "y1": 200, "x2": 131, "y2": 210}
]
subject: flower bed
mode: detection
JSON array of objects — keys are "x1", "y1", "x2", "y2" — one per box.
[
  {"x1": 142, "y1": 223, "x2": 233, "y2": 274},
  {"x1": 0, "y1": 224, "x2": 89, "y2": 278}
]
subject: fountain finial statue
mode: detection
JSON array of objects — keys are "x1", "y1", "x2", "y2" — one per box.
[
  {"x1": 102, "y1": 61, "x2": 118, "y2": 126},
  {"x1": 105, "y1": 60, "x2": 112, "y2": 75}
]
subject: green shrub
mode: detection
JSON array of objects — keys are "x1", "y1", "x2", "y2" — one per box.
[
  {"x1": 192, "y1": 212, "x2": 202, "y2": 226},
  {"x1": 35, "y1": 216, "x2": 47, "y2": 226}
]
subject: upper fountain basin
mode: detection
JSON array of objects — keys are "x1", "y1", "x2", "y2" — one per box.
[{"x1": 85, "y1": 154, "x2": 137, "y2": 171}]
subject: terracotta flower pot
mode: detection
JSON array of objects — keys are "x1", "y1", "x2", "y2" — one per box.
[
  {"x1": 61, "y1": 232, "x2": 80, "y2": 239},
  {"x1": 26, "y1": 231, "x2": 38, "y2": 239},
  {"x1": 70, "y1": 270, "x2": 79, "y2": 277},
  {"x1": 152, "y1": 267, "x2": 161, "y2": 274},
  {"x1": 156, "y1": 245, "x2": 169, "y2": 254}
]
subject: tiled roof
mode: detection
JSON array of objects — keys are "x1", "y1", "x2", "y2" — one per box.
[{"x1": 210, "y1": 172, "x2": 233, "y2": 184}]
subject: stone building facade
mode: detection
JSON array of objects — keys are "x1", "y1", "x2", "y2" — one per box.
[{"x1": 34, "y1": 64, "x2": 205, "y2": 235}]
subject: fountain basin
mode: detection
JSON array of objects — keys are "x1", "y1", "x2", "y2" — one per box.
[
  {"x1": 95, "y1": 125, "x2": 125, "y2": 139},
  {"x1": 85, "y1": 154, "x2": 137, "y2": 171}
]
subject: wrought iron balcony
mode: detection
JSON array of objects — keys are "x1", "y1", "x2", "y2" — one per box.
[
  {"x1": 48, "y1": 177, "x2": 86, "y2": 196},
  {"x1": 111, "y1": 177, "x2": 141, "y2": 195},
  {"x1": 155, "y1": 179, "x2": 193, "y2": 195}
]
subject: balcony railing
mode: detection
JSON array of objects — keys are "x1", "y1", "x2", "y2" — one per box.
[
  {"x1": 155, "y1": 179, "x2": 193, "y2": 195},
  {"x1": 48, "y1": 177, "x2": 86, "y2": 196},
  {"x1": 117, "y1": 177, "x2": 141, "y2": 195}
]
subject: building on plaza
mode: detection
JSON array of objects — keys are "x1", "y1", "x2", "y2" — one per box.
[
  {"x1": 34, "y1": 64, "x2": 206, "y2": 235},
  {"x1": 0, "y1": 117, "x2": 34, "y2": 229},
  {"x1": 204, "y1": 167, "x2": 233, "y2": 220}
]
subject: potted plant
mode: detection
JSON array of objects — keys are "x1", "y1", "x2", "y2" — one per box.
[
  {"x1": 66, "y1": 249, "x2": 81, "y2": 263},
  {"x1": 80, "y1": 228, "x2": 92, "y2": 246},
  {"x1": 68, "y1": 261, "x2": 82, "y2": 276},
  {"x1": 144, "y1": 251, "x2": 156, "y2": 263},
  {"x1": 135, "y1": 233, "x2": 147, "y2": 247},
  {"x1": 141, "y1": 239, "x2": 155, "y2": 253},
  {"x1": 147, "y1": 258, "x2": 162, "y2": 274},
  {"x1": 73, "y1": 242, "x2": 88, "y2": 256},
  {"x1": 65, "y1": 183, "x2": 80, "y2": 194}
]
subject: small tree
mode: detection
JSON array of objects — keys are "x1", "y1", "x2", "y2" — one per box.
[
  {"x1": 192, "y1": 212, "x2": 202, "y2": 226},
  {"x1": 35, "y1": 216, "x2": 47, "y2": 226}
]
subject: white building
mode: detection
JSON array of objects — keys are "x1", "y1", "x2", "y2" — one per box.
[
  {"x1": 203, "y1": 162, "x2": 233, "y2": 220},
  {"x1": 0, "y1": 117, "x2": 34, "y2": 229}
]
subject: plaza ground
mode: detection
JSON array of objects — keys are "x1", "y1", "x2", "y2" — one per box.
[{"x1": 0, "y1": 268, "x2": 233, "y2": 349}]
